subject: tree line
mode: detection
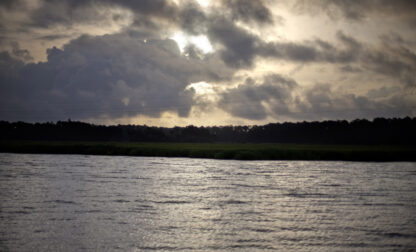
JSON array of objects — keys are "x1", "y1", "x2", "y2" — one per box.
[{"x1": 0, "y1": 117, "x2": 415, "y2": 145}]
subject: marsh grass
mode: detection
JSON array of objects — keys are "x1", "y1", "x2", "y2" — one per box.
[{"x1": 0, "y1": 141, "x2": 415, "y2": 161}]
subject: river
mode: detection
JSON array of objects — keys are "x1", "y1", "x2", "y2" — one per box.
[{"x1": 0, "y1": 153, "x2": 415, "y2": 251}]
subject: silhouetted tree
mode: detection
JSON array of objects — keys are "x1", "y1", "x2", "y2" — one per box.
[{"x1": 1, "y1": 117, "x2": 415, "y2": 145}]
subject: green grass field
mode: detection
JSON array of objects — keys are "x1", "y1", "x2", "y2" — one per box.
[{"x1": 1, "y1": 141, "x2": 415, "y2": 161}]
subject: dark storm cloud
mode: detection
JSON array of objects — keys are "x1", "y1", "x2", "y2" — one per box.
[
  {"x1": 297, "y1": 83, "x2": 375, "y2": 120},
  {"x1": 0, "y1": 32, "x2": 230, "y2": 122},
  {"x1": 0, "y1": 51, "x2": 24, "y2": 78},
  {"x1": 207, "y1": 17, "x2": 259, "y2": 68},
  {"x1": 292, "y1": 83, "x2": 414, "y2": 121},
  {"x1": 109, "y1": 0, "x2": 177, "y2": 16},
  {"x1": 177, "y1": 1, "x2": 207, "y2": 35},
  {"x1": 219, "y1": 74, "x2": 297, "y2": 120},
  {"x1": 0, "y1": 0, "x2": 179, "y2": 42},
  {"x1": 339, "y1": 65, "x2": 362, "y2": 73},
  {"x1": 260, "y1": 41, "x2": 319, "y2": 62},
  {"x1": 0, "y1": 0, "x2": 376, "y2": 69},
  {"x1": 26, "y1": 0, "x2": 211, "y2": 37},
  {"x1": 363, "y1": 46, "x2": 416, "y2": 87},
  {"x1": 258, "y1": 32, "x2": 362, "y2": 64},
  {"x1": 179, "y1": 2, "x2": 416, "y2": 90},
  {"x1": 259, "y1": 32, "x2": 416, "y2": 87},
  {"x1": 221, "y1": 0, "x2": 274, "y2": 25},
  {"x1": 28, "y1": 0, "x2": 98, "y2": 28},
  {"x1": 1, "y1": 0, "x2": 415, "y2": 124},
  {"x1": 0, "y1": 0, "x2": 15, "y2": 9},
  {"x1": 106, "y1": 0, "x2": 183, "y2": 33},
  {"x1": 26, "y1": 0, "x2": 177, "y2": 28},
  {"x1": 367, "y1": 86, "x2": 400, "y2": 99},
  {"x1": 293, "y1": 0, "x2": 416, "y2": 26},
  {"x1": 379, "y1": 33, "x2": 416, "y2": 48},
  {"x1": 36, "y1": 34, "x2": 73, "y2": 41},
  {"x1": 335, "y1": 31, "x2": 362, "y2": 57},
  {"x1": 0, "y1": 0, "x2": 209, "y2": 46},
  {"x1": 204, "y1": 18, "x2": 366, "y2": 69},
  {"x1": 213, "y1": 24, "x2": 416, "y2": 120},
  {"x1": 219, "y1": 78, "x2": 414, "y2": 121},
  {"x1": 11, "y1": 0, "x2": 271, "y2": 69},
  {"x1": 0, "y1": 0, "x2": 27, "y2": 10},
  {"x1": 204, "y1": 18, "x2": 357, "y2": 68},
  {"x1": 342, "y1": 33, "x2": 416, "y2": 87},
  {"x1": 10, "y1": 42, "x2": 33, "y2": 62}
]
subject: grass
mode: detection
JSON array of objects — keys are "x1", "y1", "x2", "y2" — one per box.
[{"x1": 1, "y1": 141, "x2": 415, "y2": 161}]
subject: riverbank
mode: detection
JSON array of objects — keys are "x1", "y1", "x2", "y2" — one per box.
[{"x1": 1, "y1": 141, "x2": 415, "y2": 161}]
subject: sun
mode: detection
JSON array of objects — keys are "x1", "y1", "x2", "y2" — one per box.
[
  {"x1": 195, "y1": 0, "x2": 210, "y2": 7},
  {"x1": 171, "y1": 32, "x2": 213, "y2": 54},
  {"x1": 190, "y1": 35, "x2": 213, "y2": 53},
  {"x1": 172, "y1": 32, "x2": 188, "y2": 52},
  {"x1": 187, "y1": 81, "x2": 215, "y2": 95}
]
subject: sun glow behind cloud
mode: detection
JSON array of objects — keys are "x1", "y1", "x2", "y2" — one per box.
[
  {"x1": 171, "y1": 32, "x2": 213, "y2": 54},
  {"x1": 187, "y1": 81, "x2": 215, "y2": 95},
  {"x1": 1, "y1": 0, "x2": 415, "y2": 126},
  {"x1": 195, "y1": 0, "x2": 210, "y2": 8}
]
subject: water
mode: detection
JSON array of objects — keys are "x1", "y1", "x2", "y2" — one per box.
[{"x1": 0, "y1": 153, "x2": 415, "y2": 251}]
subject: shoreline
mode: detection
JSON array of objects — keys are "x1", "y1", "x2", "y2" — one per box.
[{"x1": 1, "y1": 141, "x2": 415, "y2": 162}]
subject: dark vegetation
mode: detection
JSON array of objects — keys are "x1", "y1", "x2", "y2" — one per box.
[
  {"x1": 1, "y1": 142, "x2": 415, "y2": 161},
  {"x1": 1, "y1": 117, "x2": 415, "y2": 144},
  {"x1": 1, "y1": 117, "x2": 415, "y2": 161}
]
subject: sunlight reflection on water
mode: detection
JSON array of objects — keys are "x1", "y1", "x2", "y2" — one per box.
[{"x1": 0, "y1": 153, "x2": 415, "y2": 251}]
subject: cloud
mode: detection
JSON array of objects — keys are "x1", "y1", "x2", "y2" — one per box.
[
  {"x1": 205, "y1": 20, "x2": 361, "y2": 68},
  {"x1": 259, "y1": 31, "x2": 416, "y2": 88},
  {"x1": 1, "y1": 41, "x2": 34, "y2": 62},
  {"x1": 205, "y1": 25, "x2": 365, "y2": 69},
  {"x1": 0, "y1": 32, "x2": 232, "y2": 122},
  {"x1": 362, "y1": 43, "x2": 416, "y2": 87},
  {"x1": 24, "y1": 0, "x2": 176, "y2": 28},
  {"x1": 0, "y1": 0, "x2": 179, "y2": 53},
  {"x1": 219, "y1": 74, "x2": 297, "y2": 120},
  {"x1": 339, "y1": 65, "x2": 362, "y2": 73},
  {"x1": 259, "y1": 31, "x2": 363, "y2": 63},
  {"x1": 176, "y1": 1, "x2": 207, "y2": 35},
  {"x1": 0, "y1": 51, "x2": 24, "y2": 80},
  {"x1": 294, "y1": 83, "x2": 416, "y2": 120},
  {"x1": 207, "y1": 17, "x2": 260, "y2": 68},
  {"x1": 293, "y1": 0, "x2": 416, "y2": 26},
  {"x1": 218, "y1": 76, "x2": 416, "y2": 121},
  {"x1": 36, "y1": 34, "x2": 73, "y2": 41},
  {"x1": 367, "y1": 86, "x2": 401, "y2": 99},
  {"x1": 5, "y1": 0, "x2": 412, "y2": 83},
  {"x1": 221, "y1": 0, "x2": 274, "y2": 25},
  {"x1": 298, "y1": 83, "x2": 372, "y2": 120},
  {"x1": 1, "y1": 0, "x2": 415, "y2": 124},
  {"x1": 0, "y1": 0, "x2": 21, "y2": 9},
  {"x1": 202, "y1": 10, "x2": 416, "y2": 89}
]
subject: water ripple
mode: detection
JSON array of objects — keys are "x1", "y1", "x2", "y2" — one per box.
[{"x1": 0, "y1": 153, "x2": 415, "y2": 251}]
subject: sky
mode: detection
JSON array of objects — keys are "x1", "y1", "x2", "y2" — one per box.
[{"x1": 1, "y1": 0, "x2": 416, "y2": 126}]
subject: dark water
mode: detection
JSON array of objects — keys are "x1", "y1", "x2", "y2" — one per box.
[{"x1": 0, "y1": 153, "x2": 415, "y2": 251}]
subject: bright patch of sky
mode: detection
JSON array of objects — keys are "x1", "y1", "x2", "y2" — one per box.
[{"x1": 171, "y1": 32, "x2": 213, "y2": 54}]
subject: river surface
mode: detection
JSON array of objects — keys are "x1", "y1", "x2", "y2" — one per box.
[{"x1": 0, "y1": 153, "x2": 415, "y2": 251}]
